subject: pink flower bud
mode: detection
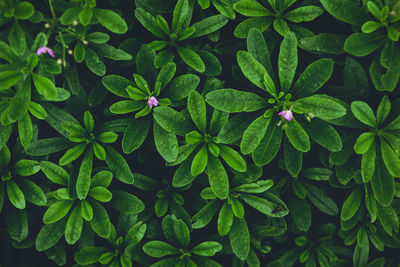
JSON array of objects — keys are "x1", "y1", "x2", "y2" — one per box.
[
  {"x1": 278, "y1": 110, "x2": 293, "y2": 121},
  {"x1": 36, "y1": 46, "x2": 55, "y2": 58},
  {"x1": 148, "y1": 96, "x2": 159, "y2": 109}
]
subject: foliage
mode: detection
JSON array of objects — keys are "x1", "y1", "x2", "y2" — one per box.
[{"x1": 0, "y1": 0, "x2": 400, "y2": 266}]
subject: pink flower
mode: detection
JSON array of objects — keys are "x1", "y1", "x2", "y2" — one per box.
[
  {"x1": 148, "y1": 96, "x2": 159, "y2": 109},
  {"x1": 36, "y1": 46, "x2": 55, "y2": 58},
  {"x1": 278, "y1": 110, "x2": 293, "y2": 121}
]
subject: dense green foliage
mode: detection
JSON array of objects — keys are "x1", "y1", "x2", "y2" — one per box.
[{"x1": 0, "y1": 0, "x2": 400, "y2": 266}]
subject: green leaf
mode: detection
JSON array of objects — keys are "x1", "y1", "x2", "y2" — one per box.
[
  {"x1": 350, "y1": 101, "x2": 376, "y2": 127},
  {"x1": 191, "y1": 145, "x2": 208, "y2": 176},
  {"x1": 110, "y1": 100, "x2": 144, "y2": 114},
  {"x1": 60, "y1": 8, "x2": 80, "y2": 25},
  {"x1": 7, "y1": 180, "x2": 25, "y2": 209},
  {"x1": 198, "y1": 50, "x2": 222, "y2": 77},
  {"x1": 229, "y1": 218, "x2": 250, "y2": 261},
  {"x1": 341, "y1": 187, "x2": 362, "y2": 221},
  {"x1": 74, "y1": 42, "x2": 85, "y2": 63},
  {"x1": 253, "y1": 116, "x2": 283, "y2": 166},
  {"x1": 89, "y1": 187, "x2": 112, "y2": 202},
  {"x1": 19, "y1": 179, "x2": 46, "y2": 206},
  {"x1": 304, "y1": 183, "x2": 338, "y2": 216},
  {"x1": 219, "y1": 145, "x2": 247, "y2": 172},
  {"x1": 292, "y1": 58, "x2": 334, "y2": 98},
  {"x1": 377, "y1": 204, "x2": 399, "y2": 236},
  {"x1": 79, "y1": 8, "x2": 93, "y2": 26},
  {"x1": 247, "y1": 27, "x2": 274, "y2": 77},
  {"x1": 13, "y1": 159, "x2": 40, "y2": 176},
  {"x1": 8, "y1": 78, "x2": 31, "y2": 122},
  {"x1": 102, "y1": 75, "x2": 133, "y2": 98},
  {"x1": 91, "y1": 43, "x2": 132, "y2": 61},
  {"x1": 362, "y1": 21, "x2": 382, "y2": 33},
  {"x1": 207, "y1": 155, "x2": 229, "y2": 199},
  {"x1": 218, "y1": 202, "x2": 233, "y2": 235},
  {"x1": 189, "y1": 14, "x2": 229, "y2": 38},
  {"x1": 172, "y1": 158, "x2": 197, "y2": 187},
  {"x1": 240, "y1": 194, "x2": 287, "y2": 217},
  {"x1": 104, "y1": 145, "x2": 134, "y2": 184},
  {"x1": 18, "y1": 113, "x2": 32, "y2": 148},
  {"x1": 192, "y1": 241, "x2": 222, "y2": 256},
  {"x1": 240, "y1": 115, "x2": 270, "y2": 154},
  {"x1": 231, "y1": 198, "x2": 244, "y2": 218},
  {"x1": 35, "y1": 218, "x2": 66, "y2": 251},
  {"x1": 284, "y1": 118, "x2": 310, "y2": 152},
  {"x1": 237, "y1": 50, "x2": 268, "y2": 90},
  {"x1": 40, "y1": 161, "x2": 69, "y2": 186},
  {"x1": 233, "y1": 0, "x2": 273, "y2": 16},
  {"x1": 300, "y1": 118, "x2": 342, "y2": 152},
  {"x1": 32, "y1": 73, "x2": 58, "y2": 99},
  {"x1": 0, "y1": 71, "x2": 22, "y2": 90},
  {"x1": 86, "y1": 32, "x2": 110, "y2": 43},
  {"x1": 284, "y1": 6, "x2": 323, "y2": 22},
  {"x1": 299, "y1": 33, "x2": 346, "y2": 55},
  {"x1": 74, "y1": 247, "x2": 108, "y2": 265},
  {"x1": 59, "y1": 143, "x2": 87, "y2": 166},
  {"x1": 344, "y1": 32, "x2": 385, "y2": 56},
  {"x1": 192, "y1": 199, "x2": 219, "y2": 228},
  {"x1": 5, "y1": 208, "x2": 28, "y2": 242},
  {"x1": 288, "y1": 197, "x2": 311, "y2": 232},
  {"x1": 153, "y1": 121, "x2": 178, "y2": 162},
  {"x1": 176, "y1": 47, "x2": 205, "y2": 73},
  {"x1": 94, "y1": 8, "x2": 127, "y2": 34},
  {"x1": 354, "y1": 132, "x2": 375, "y2": 154},
  {"x1": 188, "y1": 91, "x2": 207, "y2": 133},
  {"x1": 43, "y1": 200, "x2": 73, "y2": 224},
  {"x1": 163, "y1": 74, "x2": 200, "y2": 102},
  {"x1": 353, "y1": 242, "x2": 369, "y2": 267},
  {"x1": 302, "y1": 168, "x2": 332, "y2": 181},
  {"x1": 76, "y1": 150, "x2": 93, "y2": 200},
  {"x1": 122, "y1": 118, "x2": 150, "y2": 154},
  {"x1": 29, "y1": 102, "x2": 47, "y2": 120},
  {"x1": 153, "y1": 106, "x2": 192, "y2": 136},
  {"x1": 14, "y1": 2, "x2": 35, "y2": 19},
  {"x1": 9, "y1": 20, "x2": 26, "y2": 56},
  {"x1": 134, "y1": 8, "x2": 167, "y2": 39},
  {"x1": 380, "y1": 42, "x2": 400, "y2": 92},
  {"x1": 65, "y1": 206, "x2": 83, "y2": 245},
  {"x1": 89, "y1": 200, "x2": 111, "y2": 238},
  {"x1": 319, "y1": 0, "x2": 369, "y2": 26},
  {"x1": 362, "y1": 141, "x2": 376, "y2": 183},
  {"x1": 294, "y1": 95, "x2": 346, "y2": 120},
  {"x1": 273, "y1": 18, "x2": 290, "y2": 36},
  {"x1": 376, "y1": 95, "x2": 391, "y2": 126},
  {"x1": 80, "y1": 199, "x2": 93, "y2": 220},
  {"x1": 85, "y1": 48, "x2": 106, "y2": 76},
  {"x1": 109, "y1": 191, "x2": 144, "y2": 214},
  {"x1": 173, "y1": 219, "x2": 190, "y2": 248},
  {"x1": 213, "y1": 0, "x2": 236, "y2": 19},
  {"x1": 206, "y1": 89, "x2": 267, "y2": 113},
  {"x1": 380, "y1": 138, "x2": 400, "y2": 177},
  {"x1": 143, "y1": 241, "x2": 179, "y2": 257},
  {"x1": 234, "y1": 17, "x2": 274, "y2": 38},
  {"x1": 278, "y1": 32, "x2": 297, "y2": 92},
  {"x1": 172, "y1": 0, "x2": 189, "y2": 32}
]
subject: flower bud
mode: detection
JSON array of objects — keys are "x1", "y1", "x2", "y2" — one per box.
[
  {"x1": 72, "y1": 20, "x2": 79, "y2": 26},
  {"x1": 57, "y1": 58, "x2": 63, "y2": 65},
  {"x1": 68, "y1": 49, "x2": 73, "y2": 55},
  {"x1": 44, "y1": 23, "x2": 51, "y2": 28}
]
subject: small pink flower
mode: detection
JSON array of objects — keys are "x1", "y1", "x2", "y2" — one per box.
[
  {"x1": 36, "y1": 46, "x2": 55, "y2": 58},
  {"x1": 278, "y1": 110, "x2": 293, "y2": 121},
  {"x1": 148, "y1": 96, "x2": 159, "y2": 109}
]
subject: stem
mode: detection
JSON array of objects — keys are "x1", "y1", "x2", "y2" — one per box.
[{"x1": 58, "y1": 32, "x2": 67, "y2": 67}]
